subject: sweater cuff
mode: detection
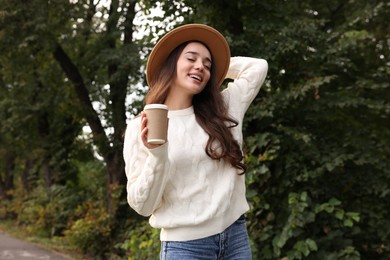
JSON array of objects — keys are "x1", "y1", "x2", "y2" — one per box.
[{"x1": 147, "y1": 142, "x2": 168, "y2": 158}]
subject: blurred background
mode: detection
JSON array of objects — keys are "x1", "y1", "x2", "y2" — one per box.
[{"x1": 0, "y1": 0, "x2": 389, "y2": 259}]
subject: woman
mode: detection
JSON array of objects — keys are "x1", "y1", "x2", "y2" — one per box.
[{"x1": 123, "y1": 24, "x2": 268, "y2": 259}]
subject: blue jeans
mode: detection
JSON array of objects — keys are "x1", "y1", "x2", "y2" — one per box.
[{"x1": 160, "y1": 215, "x2": 252, "y2": 260}]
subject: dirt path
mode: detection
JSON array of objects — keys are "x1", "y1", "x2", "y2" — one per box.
[{"x1": 0, "y1": 231, "x2": 72, "y2": 260}]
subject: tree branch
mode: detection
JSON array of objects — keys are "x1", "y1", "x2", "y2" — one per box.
[
  {"x1": 105, "y1": 0, "x2": 137, "y2": 147},
  {"x1": 52, "y1": 43, "x2": 111, "y2": 160}
]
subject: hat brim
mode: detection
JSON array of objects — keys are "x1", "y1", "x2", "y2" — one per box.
[{"x1": 146, "y1": 24, "x2": 230, "y2": 88}]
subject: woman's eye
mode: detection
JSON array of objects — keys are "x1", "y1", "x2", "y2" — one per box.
[{"x1": 187, "y1": 58, "x2": 195, "y2": 62}]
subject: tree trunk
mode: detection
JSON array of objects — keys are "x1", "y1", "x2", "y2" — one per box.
[
  {"x1": 21, "y1": 158, "x2": 35, "y2": 193},
  {"x1": 52, "y1": 0, "x2": 136, "y2": 213},
  {"x1": 103, "y1": 0, "x2": 137, "y2": 212},
  {"x1": 0, "y1": 152, "x2": 15, "y2": 200}
]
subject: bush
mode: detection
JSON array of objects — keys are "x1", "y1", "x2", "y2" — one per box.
[
  {"x1": 119, "y1": 219, "x2": 160, "y2": 260},
  {"x1": 64, "y1": 200, "x2": 113, "y2": 257},
  {"x1": 4, "y1": 182, "x2": 80, "y2": 237}
]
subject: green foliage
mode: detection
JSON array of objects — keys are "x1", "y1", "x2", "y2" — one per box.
[
  {"x1": 0, "y1": 0, "x2": 389, "y2": 259},
  {"x1": 3, "y1": 182, "x2": 82, "y2": 238},
  {"x1": 118, "y1": 220, "x2": 160, "y2": 260},
  {"x1": 177, "y1": 0, "x2": 390, "y2": 259},
  {"x1": 64, "y1": 200, "x2": 113, "y2": 257}
]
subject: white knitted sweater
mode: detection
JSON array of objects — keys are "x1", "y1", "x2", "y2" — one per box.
[{"x1": 123, "y1": 57, "x2": 268, "y2": 241}]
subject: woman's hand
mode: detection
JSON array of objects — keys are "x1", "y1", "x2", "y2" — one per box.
[{"x1": 140, "y1": 111, "x2": 165, "y2": 149}]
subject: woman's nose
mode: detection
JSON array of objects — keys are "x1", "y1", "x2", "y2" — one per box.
[{"x1": 194, "y1": 61, "x2": 204, "y2": 71}]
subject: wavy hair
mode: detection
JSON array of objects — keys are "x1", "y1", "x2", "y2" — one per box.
[{"x1": 145, "y1": 41, "x2": 246, "y2": 174}]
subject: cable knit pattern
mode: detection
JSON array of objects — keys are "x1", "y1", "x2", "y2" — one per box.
[{"x1": 123, "y1": 57, "x2": 268, "y2": 241}]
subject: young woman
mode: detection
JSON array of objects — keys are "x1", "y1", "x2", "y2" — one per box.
[{"x1": 123, "y1": 24, "x2": 268, "y2": 259}]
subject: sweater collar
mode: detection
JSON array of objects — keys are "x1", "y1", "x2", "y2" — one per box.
[{"x1": 168, "y1": 106, "x2": 194, "y2": 117}]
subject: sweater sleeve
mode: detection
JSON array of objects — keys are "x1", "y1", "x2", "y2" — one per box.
[
  {"x1": 123, "y1": 117, "x2": 170, "y2": 216},
  {"x1": 223, "y1": 57, "x2": 268, "y2": 120}
]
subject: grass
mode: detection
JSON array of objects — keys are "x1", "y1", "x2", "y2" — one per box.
[{"x1": 0, "y1": 219, "x2": 86, "y2": 260}]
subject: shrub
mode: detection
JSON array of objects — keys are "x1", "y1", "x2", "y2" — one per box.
[{"x1": 64, "y1": 200, "x2": 113, "y2": 257}]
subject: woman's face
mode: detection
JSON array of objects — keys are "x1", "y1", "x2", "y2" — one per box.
[{"x1": 172, "y1": 42, "x2": 212, "y2": 96}]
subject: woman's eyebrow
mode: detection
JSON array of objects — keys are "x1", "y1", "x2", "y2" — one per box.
[{"x1": 185, "y1": 51, "x2": 212, "y2": 63}]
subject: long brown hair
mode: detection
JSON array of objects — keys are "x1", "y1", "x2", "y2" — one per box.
[{"x1": 145, "y1": 41, "x2": 246, "y2": 174}]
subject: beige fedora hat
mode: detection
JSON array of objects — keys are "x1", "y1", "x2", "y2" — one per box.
[{"x1": 146, "y1": 24, "x2": 230, "y2": 88}]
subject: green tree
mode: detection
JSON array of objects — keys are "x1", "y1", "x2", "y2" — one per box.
[
  {"x1": 0, "y1": 0, "x2": 179, "y2": 256},
  {"x1": 0, "y1": 0, "x2": 143, "y2": 211},
  {"x1": 0, "y1": 15, "x2": 81, "y2": 194},
  {"x1": 174, "y1": 0, "x2": 390, "y2": 258}
]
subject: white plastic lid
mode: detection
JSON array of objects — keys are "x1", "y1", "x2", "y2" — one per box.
[{"x1": 144, "y1": 104, "x2": 168, "y2": 110}]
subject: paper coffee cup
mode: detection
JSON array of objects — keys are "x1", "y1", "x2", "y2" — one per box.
[{"x1": 144, "y1": 104, "x2": 168, "y2": 145}]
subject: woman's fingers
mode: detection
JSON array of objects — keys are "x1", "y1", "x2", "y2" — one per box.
[{"x1": 140, "y1": 112, "x2": 149, "y2": 145}]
